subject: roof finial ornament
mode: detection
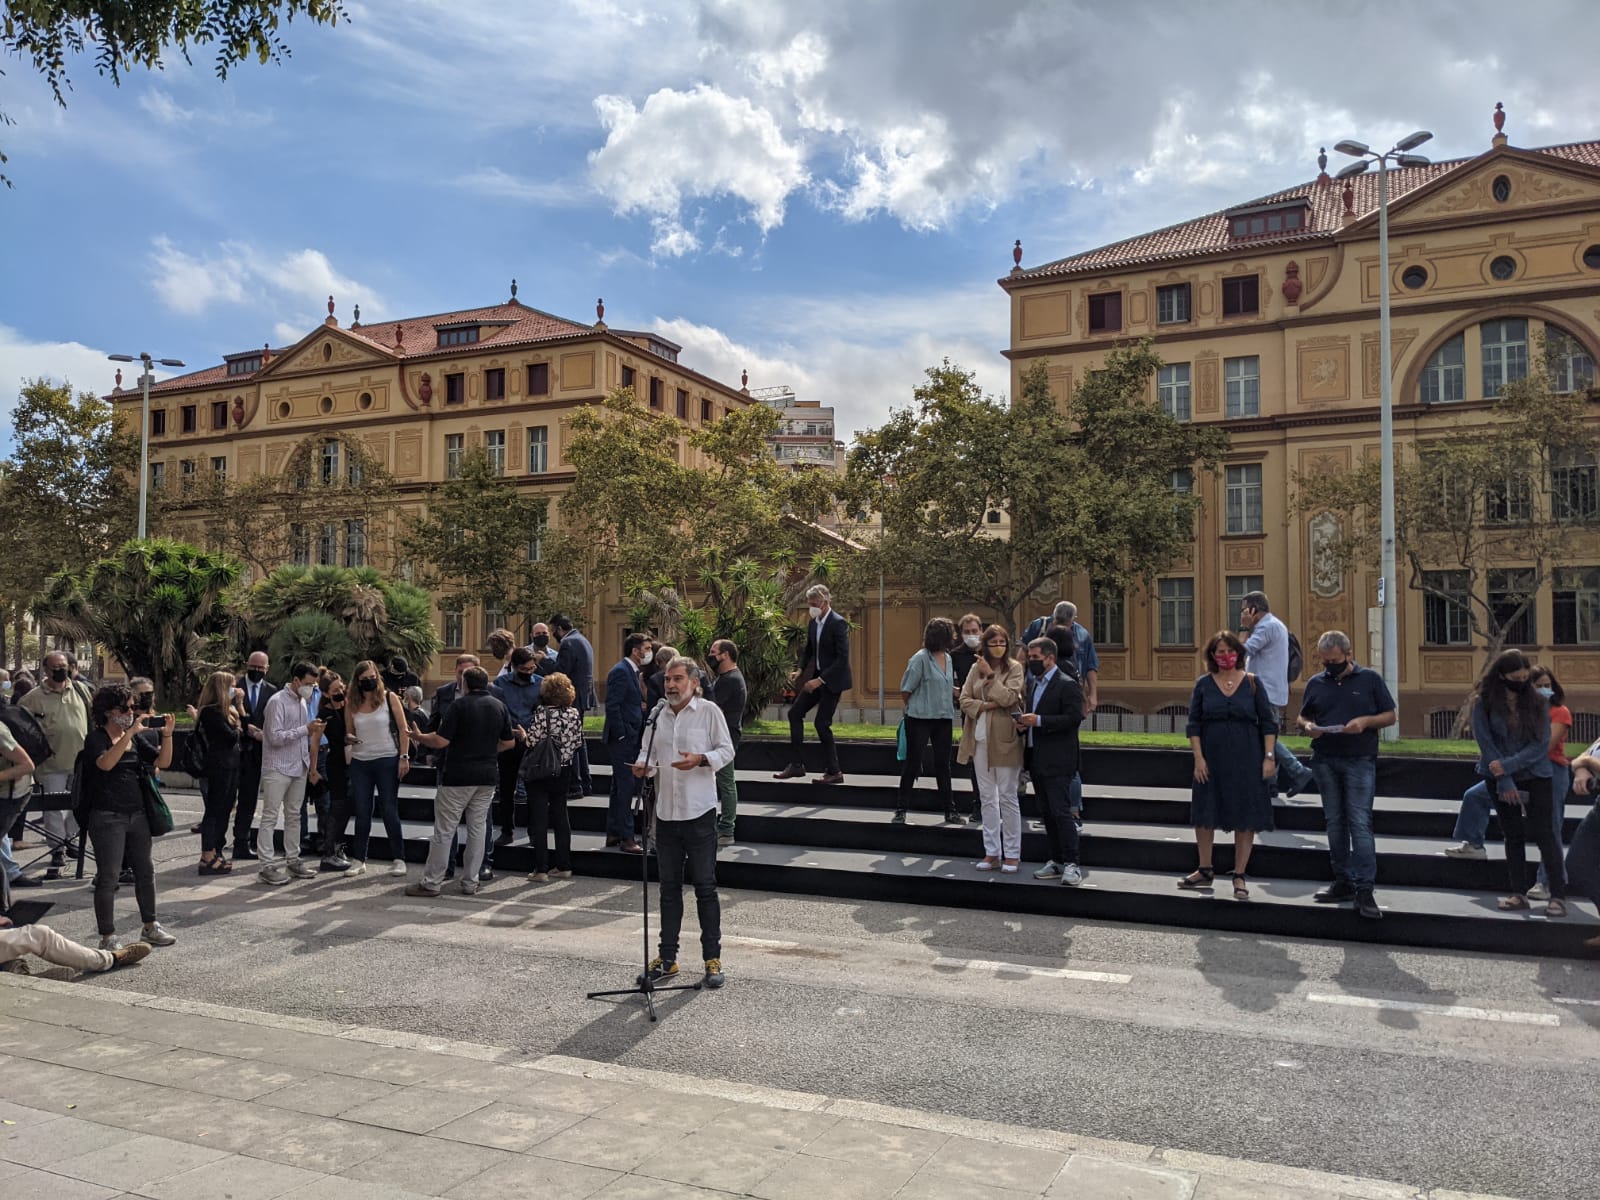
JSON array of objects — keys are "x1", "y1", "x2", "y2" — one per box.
[
  {"x1": 595, "y1": 297, "x2": 606, "y2": 330},
  {"x1": 1492, "y1": 100, "x2": 1508, "y2": 148},
  {"x1": 1012, "y1": 239, "x2": 1023, "y2": 272},
  {"x1": 740, "y1": 369, "x2": 749, "y2": 393},
  {"x1": 325, "y1": 295, "x2": 337, "y2": 327},
  {"x1": 510, "y1": 278, "x2": 518, "y2": 300},
  {"x1": 1316, "y1": 147, "x2": 1330, "y2": 186},
  {"x1": 114, "y1": 368, "x2": 123, "y2": 392},
  {"x1": 261, "y1": 342, "x2": 272, "y2": 365},
  {"x1": 393, "y1": 324, "x2": 404, "y2": 349},
  {"x1": 1341, "y1": 177, "x2": 1356, "y2": 219},
  {"x1": 352, "y1": 304, "x2": 361, "y2": 328}
]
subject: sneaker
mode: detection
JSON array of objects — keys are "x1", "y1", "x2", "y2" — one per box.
[
  {"x1": 1444, "y1": 842, "x2": 1488, "y2": 860},
  {"x1": 43, "y1": 867, "x2": 62, "y2": 881},
  {"x1": 703, "y1": 958, "x2": 725, "y2": 989},
  {"x1": 644, "y1": 957, "x2": 678, "y2": 983},
  {"x1": 1033, "y1": 861, "x2": 1062, "y2": 880},
  {"x1": 458, "y1": 881, "x2": 478, "y2": 895},
  {"x1": 2, "y1": 959, "x2": 31, "y2": 975},
  {"x1": 404, "y1": 881, "x2": 441, "y2": 898},
  {"x1": 345, "y1": 861, "x2": 367, "y2": 877},
  {"x1": 527, "y1": 871, "x2": 549, "y2": 883},
  {"x1": 108, "y1": 942, "x2": 152, "y2": 970},
  {"x1": 1061, "y1": 863, "x2": 1084, "y2": 886},
  {"x1": 389, "y1": 860, "x2": 407, "y2": 877},
  {"x1": 974, "y1": 858, "x2": 999, "y2": 871},
  {"x1": 1526, "y1": 882, "x2": 1551, "y2": 901},
  {"x1": 717, "y1": 835, "x2": 735, "y2": 848},
  {"x1": 258, "y1": 864, "x2": 291, "y2": 886},
  {"x1": 478, "y1": 865, "x2": 494, "y2": 882},
  {"x1": 1314, "y1": 880, "x2": 1358, "y2": 904},
  {"x1": 319, "y1": 856, "x2": 351, "y2": 873},
  {"x1": 288, "y1": 862, "x2": 318, "y2": 880},
  {"x1": 98, "y1": 934, "x2": 123, "y2": 952},
  {"x1": 943, "y1": 810, "x2": 963, "y2": 825},
  {"x1": 1355, "y1": 889, "x2": 1384, "y2": 920},
  {"x1": 140, "y1": 922, "x2": 177, "y2": 947},
  {"x1": 1000, "y1": 861, "x2": 1020, "y2": 874},
  {"x1": 549, "y1": 868, "x2": 573, "y2": 879}
]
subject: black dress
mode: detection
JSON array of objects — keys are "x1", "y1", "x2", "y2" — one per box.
[{"x1": 1185, "y1": 674, "x2": 1276, "y2": 832}]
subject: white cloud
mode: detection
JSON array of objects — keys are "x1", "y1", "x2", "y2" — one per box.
[
  {"x1": 455, "y1": 167, "x2": 593, "y2": 205},
  {"x1": 0, "y1": 325, "x2": 178, "y2": 455},
  {"x1": 137, "y1": 89, "x2": 194, "y2": 125},
  {"x1": 147, "y1": 237, "x2": 384, "y2": 328}
]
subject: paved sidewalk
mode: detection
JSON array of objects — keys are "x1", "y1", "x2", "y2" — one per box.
[{"x1": 0, "y1": 973, "x2": 1516, "y2": 1200}]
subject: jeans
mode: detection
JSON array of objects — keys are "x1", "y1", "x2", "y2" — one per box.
[
  {"x1": 656, "y1": 808, "x2": 720, "y2": 963},
  {"x1": 320, "y1": 766, "x2": 351, "y2": 858},
  {"x1": 1565, "y1": 801, "x2": 1600, "y2": 915},
  {"x1": 255, "y1": 769, "x2": 307, "y2": 866},
  {"x1": 1494, "y1": 776, "x2": 1565, "y2": 898},
  {"x1": 0, "y1": 923, "x2": 113, "y2": 972},
  {"x1": 86, "y1": 809, "x2": 156, "y2": 936},
  {"x1": 606, "y1": 739, "x2": 639, "y2": 842},
  {"x1": 235, "y1": 747, "x2": 263, "y2": 850},
  {"x1": 1274, "y1": 709, "x2": 1315, "y2": 792},
  {"x1": 528, "y1": 767, "x2": 573, "y2": 873},
  {"x1": 349, "y1": 754, "x2": 403, "y2": 864},
  {"x1": 1452, "y1": 781, "x2": 1495, "y2": 847},
  {"x1": 1537, "y1": 763, "x2": 1571, "y2": 889},
  {"x1": 787, "y1": 686, "x2": 841, "y2": 774},
  {"x1": 496, "y1": 743, "x2": 526, "y2": 836},
  {"x1": 423, "y1": 783, "x2": 493, "y2": 888},
  {"x1": 897, "y1": 717, "x2": 953, "y2": 815},
  {"x1": 974, "y1": 742, "x2": 1022, "y2": 859},
  {"x1": 1, "y1": 834, "x2": 18, "y2": 882},
  {"x1": 715, "y1": 760, "x2": 738, "y2": 838},
  {"x1": 202, "y1": 762, "x2": 238, "y2": 855},
  {"x1": 1312, "y1": 755, "x2": 1377, "y2": 890},
  {"x1": 1035, "y1": 771, "x2": 1080, "y2": 866}
]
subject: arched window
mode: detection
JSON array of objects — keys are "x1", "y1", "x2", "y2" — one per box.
[
  {"x1": 1481, "y1": 318, "x2": 1529, "y2": 398},
  {"x1": 1546, "y1": 324, "x2": 1596, "y2": 394},
  {"x1": 1419, "y1": 334, "x2": 1465, "y2": 404}
]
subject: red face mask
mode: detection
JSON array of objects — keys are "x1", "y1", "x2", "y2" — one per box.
[{"x1": 1214, "y1": 651, "x2": 1239, "y2": 670}]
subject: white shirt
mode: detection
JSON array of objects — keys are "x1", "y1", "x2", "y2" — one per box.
[{"x1": 636, "y1": 695, "x2": 735, "y2": 822}]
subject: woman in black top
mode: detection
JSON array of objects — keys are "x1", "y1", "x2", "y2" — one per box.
[
  {"x1": 316, "y1": 680, "x2": 354, "y2": 869},
  {"x1": 194, "y1": 671, "x2": 245, "y2": 875},
  {"x1": 84, "y1": 683, "x2": 177, "y2": 949}
]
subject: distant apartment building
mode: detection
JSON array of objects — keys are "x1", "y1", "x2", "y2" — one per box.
[{"x1": 755, "y1": 387, "x2": 845, "y2": 472}]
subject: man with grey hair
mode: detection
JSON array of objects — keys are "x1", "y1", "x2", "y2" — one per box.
[
  {"x1": 1239, "y1": 590, "x2": 1317, "y2": 798},
  {"x1": 1023, "y1": 601, "x2": 1099, "y2": 714},
  {"x1": 1296, "y1": 630, "x2": 1396, "y2": 920},
  {"x1": 775, "y1": 583, "x2": 852, "y2": 785},
  {"x1": 19, "y1": 649, "x2": 91, "y2": 878}
]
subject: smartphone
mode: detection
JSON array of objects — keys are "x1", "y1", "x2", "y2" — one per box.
[
  {"x1": 1008, "y1": 709, "x2": 1024, "y2": 720},
  {"x1": 141, "y1": 715, "x2": 163, "y2": 728}
]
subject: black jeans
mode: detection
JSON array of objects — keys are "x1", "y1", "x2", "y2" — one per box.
[
  {"x1": 201, "y1": 762, "x2": 238, "y2": 855},
  {"x1": 320, "y1": 766, "x2": 351, "y2": 857},
  {"x1": 88, "y1": 809, "x2": 157, "y2": 935},
  {"x1": 496, "y1": 744, "x2": 526, "y2": 834},
  {"x1": 234, "y1": 747, "x2": 263, "y2": 848},
  {"x1": 528, "y1": 765, "x2": 574, "y2": 872},
  {"x1": 1494, "y1": 776, "x2": 1566, "y2": 897},
  {"x1": 897, "y1": 717, "x2": 953, "y2": 814},
  {"x1": 656, "y1": 808, "x2": 720, "y2": 963},
  {"x1": 1035, "y1": 770, "x2": 1081, "y2": 867},
  {"x1": 788, "y1": 686, "x2": 841, "y2": 773}
]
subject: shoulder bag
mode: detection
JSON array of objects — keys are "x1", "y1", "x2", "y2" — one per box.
[{"x1": 519, "y1": 708, "x2": 561, "y2": 783}]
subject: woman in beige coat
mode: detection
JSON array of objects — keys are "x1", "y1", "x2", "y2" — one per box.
[{"x1": 957, "y1": 624, "x2": 1026, "y2": 872}]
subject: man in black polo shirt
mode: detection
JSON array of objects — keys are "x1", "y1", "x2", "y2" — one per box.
[
  {"x1": 406, "y1": 668, "x2": 515, "y2": 897},
  {"x1": 1297, "y1": 630, "x2": 1396, "y2": 920}
]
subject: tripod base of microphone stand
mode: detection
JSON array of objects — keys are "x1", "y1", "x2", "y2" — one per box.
[{"x1": 587, "y1": 977, "x2": 703, "y2": 1022}]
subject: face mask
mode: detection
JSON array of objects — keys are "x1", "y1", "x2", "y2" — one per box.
[
  {"x1": 329, "y1": 693, "x2": 346, "y2": 704},
  {"x1": 113, "y1": 712, "x2": 135, "y2": 730},
  {"x1": 357, "y1": 677, "x2": 378, "y2": 693},
  {"x1": 0, "y1": 681, "x2": 10, "y2": 695},
  {"x1": 532, "y1": 635, "x2": 549, "y2": 648},
  {"x1": 1505, "y1": 678, "x2": 1527, "y2": 692},
  {"x1": 515, "y1": 671, "x2": 535, "y2": 683},
  {"x1": 49, "y1": 667, "x2": 69, "y2": 683},
  {"x1": 808, "y1": 606, "x2": 822, "y2": 620},
  {"x1": 1027, "y1": 660, "x2": 1046, "y2": 677},
  {"x1": 1324, "y1": 660, "x2": 1348, "y2": 676},
  {"x1": 1536, "y1": 686, "x2": 1554, "y2": 699},
  {"x1": 963, "y1": 634, "x2": 981, "y2": 650},
  {"x1": 246, "y1": 668, "x2": 265, "y2": 684},
  {"x1": 134, "y1": 693, "x2": 154, "y2": 712},
  {"x1": 296, "y1": 683, "x2": 314, "y2": 701},
  {"x1": 1214, "y1": 651, "x2": 1239, "y2": 670}
]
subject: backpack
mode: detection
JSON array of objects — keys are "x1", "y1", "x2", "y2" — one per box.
[
  {"x1": 0, "y1": 704, "x2": 52, "y2": 770},
  {"x1": 1286, "y1": 632, "x2": 1304, "y2": 683},
  {"x1": 180, "y1": 717, "x2": 209, "y2": 778},
  {"x1": 69, "y1": 747, "x2": 94, "y2": 826}
]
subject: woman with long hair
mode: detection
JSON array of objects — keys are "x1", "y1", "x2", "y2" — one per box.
[
  {"x1": 895, "y1": 617, "x2": 960, "y2": 825},
  {"x1": 344, "y1": 659, "x2": 411, "y2": 877},
  {"x1": 1474, "y1": 650, "x2": 1566, "y2": 916},
  {"x1": 526, "y1": 672, "x2": 585, "y2": 883},
  {"x1": 83, "y1": 684, "x2": 177, "y2": 948},
  {"x1": 195, "y1": 671, "x2": 245, "y2": 875},
  {"x1": 957, "y1": 624, "x2": 1025, "y2": 871}
]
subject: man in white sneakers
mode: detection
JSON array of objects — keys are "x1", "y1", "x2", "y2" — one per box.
[{"x1": 256, "y1": 663, "x2": 324, "y2": 886}]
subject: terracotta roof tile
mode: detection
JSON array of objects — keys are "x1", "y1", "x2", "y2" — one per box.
[{"x1": 1009, "y1": 140, "x2": 1600, "y2": 282}]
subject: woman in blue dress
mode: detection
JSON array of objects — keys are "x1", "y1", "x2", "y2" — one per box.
[{"x1": 1179, "y1": 631, "x2": 1278, "y2": 899}]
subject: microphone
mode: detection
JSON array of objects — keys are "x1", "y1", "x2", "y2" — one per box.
[{"x1": 644, "y1": 697, "x2": 669, "y2": 726}]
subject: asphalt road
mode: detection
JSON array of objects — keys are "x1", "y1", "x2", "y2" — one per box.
[{"x1": 17, "y1": 792, "x2": 1600, "y2": 1200}]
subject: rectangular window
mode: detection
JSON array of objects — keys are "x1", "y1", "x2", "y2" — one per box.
[
  {"x1": 180, "y1": 458, "x2": 196, "y2": 493},
  {"x1": 1554, "y1": 567, "x2": 1600, "y2": 645},
  {"x1": 1488, "y1": 568, "x2": 1537, "y2": 644},
  {"x1": 701, "y1": 399, "x2": 714, "y2": 422},
  {"x1": 484, "y1": 367, "x2": 505, "y2": 401},
  {"x1": 211, "y1": 400, "x2": 229, "y2": 430},
  {"x1": 1482, "y1": 318, "x2": 1529, "y2": 398},
  {"x1": 290, "y1": 524, "x2": 309, "y2": 567},
  {"x1": 1548, "y1": 331, "x2": 1596, "y2": 394},
  {"x1": 1485, "y1": 469, "x2": 1532, "y2": 524},
  {"x1": 1156, "y1": 284, "x2": 1191, "y2": 325},
  {"x1": 1170, "y1": 467, "x2": 1194, "y2": 494},
  {"x1": 482, "y1": 607, "x2": 503, "y2": 644},
  {"x1": 1420, "y1": 334, "x2": 1466, "y2": 404},
  {"x1": 344, "y1": 519, "x2": 366, "y2": 568},
  {"x1": 676, "y1": 388, "x2": 689, "y2": 419},
  {"x1": 149, "y1": 461, "x2": 166, "y2": 491},
  {"x1": 1226, "y1": 575, "x2": 1265, "y2": 631},
  {"x1": 648, "y1": 378, "x2": 663, "y2": 408},
  {"x1": 317, "y1": 523, "x2": 338, "y2": 567},
  {"x1": 1422, "y1": 570, "x2": 1472, "y2": 645},
  {"x1": 445, "y1": 373, "x2": 465, "y2": 405},
  {"x1": 321, "y1": 439, "x2": 340, "y2": 485},
  {"x1": 1158, "y1": 579, "x2": 1195, "y2": 647},
  {"x1": 1222, "y1": 275, "x2": 1260, "y2": 317},
  {"x1": 150, "y1": 409, "x2": 166, "y2": 437},
  {"x1": 621, "y1": 365, "x2": 635, "y2": 390},
  {"x1": 1091, "y1": 582, "x2": 1125, "y2": 646},
  {"x1": 1224, "y1": 356, "x2": 1260, "y2": 418},
  {"x1": 1087, "y1": 292, "x2": 1123, "y2": 334},
  {"x1": 1553, "y1": 450, "x2": 1599, "y2": 523},
  {"x1": 347, "y1": 451, "x2": 363, "y2": 488},
  {"x1": 527, "y1": 362, "x2": 550, "y2": 396},
  {"x1": 527, "y1": 426, "x2": 549, "y2": 475},
  {"x1": 210, "y1": 456, "x2": 227, "y2": 481},
  {"x1": 484, "y1": 430, "x2": 506, "y2": 476},
  {"x1": 1224, "y1": 464, "x2": 1263, "y2": 534},
  {"x1": 442, "y1": 607, "x2": 463, "y2": 650},
  {"x1": 1157, "y1": 364, "x2": 1191, "y2": 421},
  {"x1": 437, "y1": 328, "x2": 479, "y2": 347},
  {"x1": 527, "y1": 512, "x2": 546, "y2": 562},
  {"x1": 181, "y1": 405, "x2": 197, "y2": 433},
  {"x1": 445, "y1": 434, "x2": 464, "y2": 480}
]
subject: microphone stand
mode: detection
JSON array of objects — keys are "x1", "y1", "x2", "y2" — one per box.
[{"x1": 587, "y1": 701, "x2": 702, "y2": 1021}]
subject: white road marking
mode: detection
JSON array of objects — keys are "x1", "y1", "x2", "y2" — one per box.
[
  {"x1": 1553, "y1": 996, "x2": 1600, "y2": 1007},
  {"x1": 724, "y1": 936, "x2": 802, "y2": 949},
  {"x1": 932, "y1": 957, "x2": 1131, "y2": 983},
  {"x1": 1306, "y1": 993, "x2": 1559, "y2": 1026}
]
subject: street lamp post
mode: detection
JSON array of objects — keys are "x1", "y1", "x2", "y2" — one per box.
[
  {"x1": 1333, "y1": 131, "x2": 1432, "y2": 741},
  {"x1": 108, "y1": 352, "x2": 186, "y2": 539}
]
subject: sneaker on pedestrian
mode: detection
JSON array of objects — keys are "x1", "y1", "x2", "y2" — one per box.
[
  {"x1": 644, "y1": 956, "x2": 678, "y2": 983},
  {"x1": 404, "y1": 881, "x2": 441, "y2": 898},
  {"x1": 1526, "y1": 882, "x2": 1551, "y2": 901},
  {"x1": 1355, "y1": 889, "x2": 1384, "y2": 920},
  {"x1": 458, "y1": 881, "x2": 478, "y2": 895},
  {"x1": 703, "y1": 958, "x2": 725, "y2": 989},
  {"x1": 549, "y1": 868, "x2": 573, "y2": 879},
  {"x1": 1444, "y1": 842, "x2": 1488, "y2": 860},
  {"x1": 389, "y1": 859, "x2": 407, "y2": 877},
  {"x1": 1061, "y1": 863, "x2": 1084, "y2": 886},
  {"x1": 288, "y1": 861, "x2": 318, "y2": 879},
  {"x1": 1314, "y1": 880, "x2": 1357, "y2": 904},
  {"x1": 258, "y1": 863, "x2": 291, "y2": 886},
  {"x1": 717, "y1": 835, "x2": 735, "y2": 848},
  {"x1": 108, "y1": 942, "x2": 152, "y2": 970},
  {"x1": 345, "y1": 860, "x2": 367, "y2": 877},
  {"x1": 98, "y1": 933, "x2": 124, "y2": 952},
  {"x1": 478, "y1": 865, "x2": 494, "y2": 882},
  {"x1": 141, "y1": 922, "x2": 177, "y2": 947},
  {"x1": 1033, "y1": 860, "x2": 1062, "y2": 880},
  {"x1": 319, "y1": 855, "x2": 351, "y2": 873},
  {"x1": 43, "y1": 867, "x2": 62, "y2": 881},
  {"x1": 527, "y1": 871, "x2": 549, "y2": 883}
]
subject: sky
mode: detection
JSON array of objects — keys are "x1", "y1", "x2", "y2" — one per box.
[{"x1": 2, "y1": 0, "x2": 1598, "y2": 457}]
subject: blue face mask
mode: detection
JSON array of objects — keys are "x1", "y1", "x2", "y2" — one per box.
[{"x1": 1536, "y1": 686, "x2": 1554, "y2": 699}]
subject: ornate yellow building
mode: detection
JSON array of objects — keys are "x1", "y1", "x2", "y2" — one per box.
[
  {"x1": 108, "y1": 289, "x2": 752, "y2": 679},
  {"x1": 1002, "y1": 114, "x2": 1600, "y2": 735}
]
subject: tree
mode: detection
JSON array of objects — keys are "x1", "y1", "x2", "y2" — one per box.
[
  {"x1": 31, "y1": 538, "x2": 242, "y2": 706},
  {"x1": 2, "y1": 1, "x2": 346, "y2": 186},
  {"x1": 1295, "y1": 338, "x2": 1600, "y2": 730},
  {"x1": 845, "y1": 348, "x2": 1229, "y2": 632},
  {"x1": 397, "y1": 446, "x2": 576, "y2": 639}
]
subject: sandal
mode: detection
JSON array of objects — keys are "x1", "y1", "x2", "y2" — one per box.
[
  {"x1": 198, "y1": 858, "x2": 230, "y2": 876},
  {"x1": 1178, "y1": 867, "x2": 1215, "y2": 890},
  {"x1": 1545, "y1": 899, "x2": 1567, "y2": 919},
  {"x1": 1232, "y1": 873, "x2": 1250, "y2": 900},
  {"x1": 1497, "y1": 894, "x2": 1530, "y2": 911}
]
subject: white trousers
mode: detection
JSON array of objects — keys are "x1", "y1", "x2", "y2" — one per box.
[
  {"x1": 974, "y1": 742, "x2": 1022, "y2": 860},
  {"x1": 256, "y1": 770, "x2": 307, "y2": 865},
  {"x1": 0, "y1": 924, "x2": 113, "y2": 972}
]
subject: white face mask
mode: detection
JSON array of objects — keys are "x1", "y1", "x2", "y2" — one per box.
[
  {"x1": 297, "y1": 683, "x2": 314, "y2": 701},
  {"x1": 1536, "y1": 686, "x2": 1554, "y2": 699},
  {"x1": 963, "y1": 634, "x2": 981, "y2": 649},
  {"x1": 114, "y1": 712, "x2": 136, "y2": 730},
  {"x1": 808, "y1": 606, "x2": 822, "y2": 620}
]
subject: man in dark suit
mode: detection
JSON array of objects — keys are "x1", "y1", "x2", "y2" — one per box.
[
  {"x1": 552, "y1": 615, "x2": 596, "y2": 796},
  {"x1": 234, "y1": 650, "x2": 278, "y2": 861},
  {"x1": 602, "y1": 632, "x2": 654, "y2": 854},
  {"x1": 1017, "y1": 637, "x2": 1085, "y2": 886},
  {"x1": 775, "y1": 584, "x2": 853, "y2": 785}
]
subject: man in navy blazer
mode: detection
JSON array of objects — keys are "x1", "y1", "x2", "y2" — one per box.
[
  {"x1": 552, "y1": 615, "x2": 596, "y2": 797},
  {"x1": 775, "y1": 584, "x2": 853, "y2": 785},
  {"x1": 234, "y1": 650, "x2": 279, "y2": 860},
  {"x1": 1017, "y1": 637, "x2": 1086, "y2": 886},
  {"x1": 602, "y1": 632, "x2": 654, "y2": 853}
]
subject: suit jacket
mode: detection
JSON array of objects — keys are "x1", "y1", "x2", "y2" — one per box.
[
  {"x1": 240, "y1": 679, "x2": 278, "y2": 756},
  {"x1": 1023, "y1": 669, "x2": 1084, "y2": 780},
  {"x1": 602, "y1": 658, "x2": 646, "y2": 746},
  {"x1": 554, "y1": 631, "x2": 596, "y2": 711},
  {"x1": 800, "y1": 610, "x2": 853, "y2": 694},
  {"x1": 432, "y1": 680, "x2": 460, "y2": 727}
]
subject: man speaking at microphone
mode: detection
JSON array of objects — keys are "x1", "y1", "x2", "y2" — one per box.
[{"x1": 632, "y1": 656, "x2": 735, "y2": 990}]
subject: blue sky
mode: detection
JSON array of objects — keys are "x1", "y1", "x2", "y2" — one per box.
[{"x1": 3, "y1": 0, "x2": 1597, "y2": 457}]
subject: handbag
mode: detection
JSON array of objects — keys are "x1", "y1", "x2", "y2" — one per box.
[
  {"x1": 139, "y1": 764, "x2": 175, "y2": 836},
  {"x1": 519, "y1": 709, "x2": 562, "y2": 783},
  {"x1": 895, "y1": 716, "x2": 907, "y2": 762}
]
